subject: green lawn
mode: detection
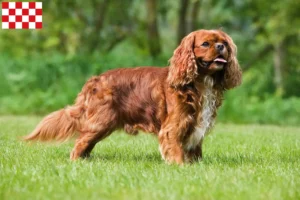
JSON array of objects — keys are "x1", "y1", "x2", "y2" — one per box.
[{"x1": 0, "y1": 116, "x2": 299, "y2": 200}]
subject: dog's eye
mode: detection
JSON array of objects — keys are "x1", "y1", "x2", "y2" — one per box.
[
  {"x1": 223, "y1": 41, "x2": 228, "y2": 46},
  {"x1": 201, "y1": 42, "x2": 209, "y2": 47}
]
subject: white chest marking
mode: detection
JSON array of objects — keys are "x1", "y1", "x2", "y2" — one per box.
[{"x1": 186, "y1": 76, "x2": 216, "y2": 150}]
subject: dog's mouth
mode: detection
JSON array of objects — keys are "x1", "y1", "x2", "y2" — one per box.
[
  {"x1": 214, "y1": 55, "x2": 227, "y2": 65},
  {"x1": 198, "y1": 55, "x2": 227, "y2": 71}
]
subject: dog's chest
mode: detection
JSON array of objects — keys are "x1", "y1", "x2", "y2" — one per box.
[{"x1": 185, "y1": 77, "x2": 216, "y2": 150}]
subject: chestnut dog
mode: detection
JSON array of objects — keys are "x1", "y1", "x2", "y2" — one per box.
[{"x1": 25, "y1": 29, "x2": 242, "y2": 164}]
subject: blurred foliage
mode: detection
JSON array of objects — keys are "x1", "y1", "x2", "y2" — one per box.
[{"x1": 0, "y1": 0, "x2": 299, "y2": 125}]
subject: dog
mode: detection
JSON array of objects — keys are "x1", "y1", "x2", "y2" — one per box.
[{"x1": 24, "y1": 29, "x2": 242, "y2": 164}]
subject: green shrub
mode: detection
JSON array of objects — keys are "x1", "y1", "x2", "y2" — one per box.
[
  {"x1": 219, "y1": 88, "x2": 300, "y2": 126},
  {"x1": 0, "y1": 48, "x2": 168, "y2": 114},
  {"x1": 0, "y1": 51, "x2": 299, "y2": 126}
]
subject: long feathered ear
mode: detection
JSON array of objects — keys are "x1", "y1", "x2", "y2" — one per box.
[
  {"x1": 222, "y1": 33, "x2": 242, "y2": 89},
  {"x1": 167, "y1": 33, "x2": 198, "y2": 88}
]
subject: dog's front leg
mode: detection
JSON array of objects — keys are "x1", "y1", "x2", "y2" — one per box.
[{"x1": 158, "y1": 129, "x2": 185, "y2": 165}]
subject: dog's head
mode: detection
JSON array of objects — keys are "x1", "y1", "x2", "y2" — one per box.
[{"x1": 168, "y1": 29, "x2": 242, "y2": 89}]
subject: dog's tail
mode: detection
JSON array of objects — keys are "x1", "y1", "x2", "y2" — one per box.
[{"x1": 24, "y1": 93, "x2": 85, "y2": 142}]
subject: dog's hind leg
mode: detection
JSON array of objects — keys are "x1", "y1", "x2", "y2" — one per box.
[
  {"x1": 70, "y1": 127, "x2": 113, "y2": 160},
  {"x1": 70, "y1": 108, "x2": 118, "y2": 160}
]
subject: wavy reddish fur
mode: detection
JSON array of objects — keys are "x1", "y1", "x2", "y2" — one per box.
[{"x1": 25, "y1": 29, "x2": 242, "y2": 164}]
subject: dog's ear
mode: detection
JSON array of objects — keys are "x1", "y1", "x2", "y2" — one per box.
[
  {"x1": 168, "y1": 32, "x2": 198, "y2": 88},
  {"x1": 222, "y1": 32, "x2": 242, "y2": 89}
]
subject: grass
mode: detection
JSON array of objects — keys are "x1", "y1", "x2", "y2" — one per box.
[{"x1": 0, "y1": 116, "x2": 299, "y2": 200}]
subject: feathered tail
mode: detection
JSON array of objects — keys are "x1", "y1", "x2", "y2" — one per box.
[{"x1": 24, "y1": 93, "x2": 86, "y2": 142}]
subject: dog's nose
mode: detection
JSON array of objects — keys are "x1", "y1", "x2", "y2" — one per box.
[{"x1": 215, "y1": 43, "x2": 224, "y2": 51}]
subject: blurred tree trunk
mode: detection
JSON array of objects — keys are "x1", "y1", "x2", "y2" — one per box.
[
  {"x1": 177, "y1": 0, "x2": 190, "y2": 44},
  {"x1": 189, "y1": 0, "x2": 201, "y2": 32},
  {"x1": 104, "y1": 33, "x2": 127, "y2": 52},
  {"x1": 89, "y1": 0, "x2": 109, "y2": 52},
  {"x1": 147, "y1": 0, "x2": 161, "y2": 57},
  {"x1": 273, "y1": 41, "x2": 285, "y2": 97},
  {"x1": 243, "y1": 45, "x2": 273, "y2": 72},
  {"x1": 159, "y1": 1, "x2": 168, "y2": 25}
]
